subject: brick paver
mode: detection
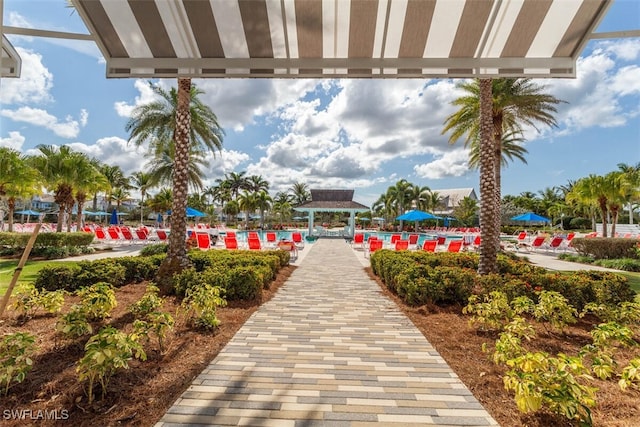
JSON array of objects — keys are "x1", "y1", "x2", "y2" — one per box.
[{"x1": 156, "y1": 239, "x2": 498, "y2": 426}]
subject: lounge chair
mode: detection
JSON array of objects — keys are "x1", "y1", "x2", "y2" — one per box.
[
  {"x1": 156, "y1": 229, "x2": 168, "y2": 241},
  {"x1": 277, "y1": 240, "x2": 298, "y2": 261},
  {"x1": 408, "y1": 234, "x2": 419, "y2": 248},
  {"x1": 394, "y1": 240, "x2": 409, "y2": 251},
  {"x1": 365, "y1": 239, "x2": 383, "y2": 258},
  {"x1": 196, "y1": 232, "x2": 212, "y2": 250},
  {"x1": 265, "y1": 232, "x2": 277, "y2": 248},
  {"x1": 446, "y1": 240, "x2": 463, "y2": 253},
  {"x1": 422, "y1": 240, "x2": 437, "y2": 252},
  {"x1": 224, "y1": 237, "x2": 238, "y2": 250},
  {"x1": 291, "y1": 232, "x2": 304, "y2": 249},
  {"x1": 351, "y1": 233, "x2": 365, "y2": 249},
  {"x1": 247, "y1": 237, "x2": 262, "y2": 250},
  {"x1": 547, "y1": 236, "x2": 564, "y2": 252}
]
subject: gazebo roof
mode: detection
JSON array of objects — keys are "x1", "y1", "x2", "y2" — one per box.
[
  {"x1": 68, "y1": 0, "x2": 612, "y2": 79},
  {"x1": 295, "y1": 189, "x2": 369, "y2": 212},
  {"x1": 1, "y1": 35, "x2": 20, "y2": 78}
]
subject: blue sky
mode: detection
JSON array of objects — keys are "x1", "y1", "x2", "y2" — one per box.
[{"x1": 1, "y1": 0, "x2": 639, "y2": 208}]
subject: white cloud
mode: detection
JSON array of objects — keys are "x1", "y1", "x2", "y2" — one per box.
[
  {"x1": 79, "y1": 109, "x2": 89, "y2": 127},
  {"x1": 114, "y1": 80, "x2": 159, "y2": 117},
  {"x1": 68, "y1": 137, "x2": 149, "y2": 175},
  {"x1": 0, "y1": 107, "x2": 81, "y2": 138},
  {"x1": 414, "y1": 149, "x2": 470, "y2": 179},
  {"x1": 0, "y1": 131, "x2": 26, "y2": 150},
  {"x1": 0, "y1": 48, "x2": 53, "y2": 104}
]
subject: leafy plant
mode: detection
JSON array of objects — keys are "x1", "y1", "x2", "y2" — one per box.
[
  {"x1": 463, "y1": 291, "x2": 513, "y2": 331},
  {"x1": 532, "y1": 291, "x2": 577, "y2": 333},
  {"x1": 12, "y1": 283, "x2": 65, "y2": 319},
  {"x1": 133, "y1": 311, "x2": 174, "y2": 354},
  {"x1": 503, "y1": 352, "x2": 597, "y2": 425},
  {"x1": 619, "y1": 358, "x2": 640, "y2": 391},
  {"x1": 76, "y1": 282, "x2": 117, "y2": 320},
  {"x1": 0, "y1": 332, "x2": 37, "y2": 395},
  {"x1": 76, "y1": 326, "x2": 146, "y2": 404},
  {"x1": 128, "y1": 284, "x2": 163, "y2": 318},
  {"x1": 182, "y1": 284, "x2": 227, "y2": 329},
  {"x1": 56, "y1": 306, "x2": 92, "y2": 339}
]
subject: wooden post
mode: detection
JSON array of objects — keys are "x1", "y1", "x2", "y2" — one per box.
[{"x1": 0, "y1": 223, "x2": 42, "y2": 317}]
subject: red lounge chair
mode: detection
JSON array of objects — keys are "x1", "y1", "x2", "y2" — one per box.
[
  {"x1": 422, "y1": 240, "x2": 437, "y2": 252},
  {"x1": 156, "y1": 230, "x2": 168, "y2": 241},
  {"x1": 196, "y1": 232, "x2": 211, "y2": 250},
  {"x1": 408, "y1": 234, "x2": 419, "y2": 246},
  {"x1": 266, "y1": 232, "x2": 277, "y2": 243},
  {"x1": 94, "y1": 228, "x2": 107, "y2": 240},
  {"x1": 247, "y1": 237, "x2": 261, "y2": 250},
  {"x1": 135, "y1": 229, "x2": 148, "y2": 241},
  {"x1": 107, "y1": 227, "x2": 121, "y2": 240},
  {"x1": 365, "y1": 239, "x2": 384, "y2": 258},
  {"x1": 224, "y1": 237, "x2": 238, "y2": 250},
  {"x1": 248, "y1": 231, "x2": 260, "y2": 240},
  {"x1": 277, "y1": 240, "x2": 298, "y2": 261},
  {"x1": 390, "y1": 234, "x2": 401, "y2": 245},
  {"x1": 352, "y1": 233, "x2": 365, "y2": 249},
  {"x1": 291, "y1": 232, "x2": 304, "y2": 249},
  {"x1": 548, "y1": 236, "x2": 564, "y2": 251},
  {"x1": 437, "y1": 236, "x2": 446, "y2": 246},
  {"x1": 527, "y1": 236, "x2": 546, "y2": 251},
  {"x1": 121, "y1": 227, "x2": 135, "y2": 242},
  {"x1": 446, "y1": 240, "x2": 463, "y2": 253},
  {"x1": 394, "y1": 240, "x2": 409, "y2": 251}
]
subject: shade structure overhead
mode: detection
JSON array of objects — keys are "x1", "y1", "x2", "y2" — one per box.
[
  {"x1": 1, "y1": 35, "x2": 21, "y2": 78},
  {"x1": 70, "y1": 0, "x2": 611, "y2": 79}
]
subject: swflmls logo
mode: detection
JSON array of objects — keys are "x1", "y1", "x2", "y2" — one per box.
[{"x1": 2, "y1": 409, "x2": 70, "y2": 420}]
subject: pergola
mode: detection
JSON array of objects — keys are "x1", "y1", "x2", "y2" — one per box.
[{"x1": 294, "y1": 189, "x2": 369, "y2": 237}]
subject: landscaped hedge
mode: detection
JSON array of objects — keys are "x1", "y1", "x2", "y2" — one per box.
[
  {"x1": 370, "y1": 250, "x2": 636, "y2": 309},
  {"x1": 0, "y1": 231, "x2": 94, "y2": 249},
  {"x1": 32, "y1": 248, "x2": 289, "y2": 300},
  {"x1": 570, "y1": 237, "x2": 639, "y2": 260}
]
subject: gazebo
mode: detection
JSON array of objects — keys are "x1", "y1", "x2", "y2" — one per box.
[{"x1": 294, "y1": 189, "x2": 369, "y2": 238}]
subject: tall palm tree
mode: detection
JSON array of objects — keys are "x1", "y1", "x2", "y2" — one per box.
[
  {"x1": 238, "y1": 191, "x2": 258, "y2": 229},
  {"x1": 255, "y1": 190, "x2": 273, "y2": 228},
  {"x1": 100, "y1": 164, "x2": 129, "y2": 211},
  {"x1": 247, "y1": 175, "x2": 269, "y2": 193},
  {"x1": 27, "y1": 145, "x2": 79, "y2": 232},
  {"x1": 289, "y1": 182, "x2": 310, "y2": 206},
  {"x1": 148, "y1": 188, "x2": 173, "y2": 227},
  {"x1": 0, "y1": 148, "x2": 41, "y2": 232},
  {"x1": 126, "y1": 79, "x2": 224, "y2": 290},
  {"x1": 146, "y1": 143, "x2": 208, "y2": 191},
  {"x1": 131, "y1": 171, "x2": 154, "y2": 225},
  {"x1": 443, "y1": 78, "x2": 563, "y2": 273},
  {"x1": 567, "y1": 174, "x2": 611, "y2": 237},
  {"x1": 223, "y1": 171, "x2": 248, "y2": 202},
  {"x1": 71, "y1": 154, "x2": 106, "y2": 231},
  {"x1": 388, "y1": 179, "x2": 413, "y2": 230},
  {"x1": 617, "y1": 162, "x2": 640, "y2": 224},
  {"x1": 467, "y1": 129, "x2": 528, "y2": 171}
]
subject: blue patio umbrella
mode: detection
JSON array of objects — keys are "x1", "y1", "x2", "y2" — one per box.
[
  {"x1": 167, "y1": 207, "x2": 207, "y2": 217},
  {"x1": 511, "y1": 212, "x2": 550, "y2": 223},
  {"x1": 396, "y1": 210, "x2": 440, "y2": 221},
  {"x1": 110, "y1": 209, "x2": 119, "y2": 225},
  {"x1": 15, "y1": 209, "x2": 41, "y2": 216}
]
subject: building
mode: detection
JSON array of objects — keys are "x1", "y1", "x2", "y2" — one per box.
[{"x1": 432, "y1": 188, "x2": 478, "y2": 216}]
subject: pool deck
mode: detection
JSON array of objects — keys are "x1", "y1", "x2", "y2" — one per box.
[{"x1": 154, "y1": 238, "x2": 499, "y2": 426}]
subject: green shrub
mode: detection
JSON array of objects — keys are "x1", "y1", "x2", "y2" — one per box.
[
  {"x1": 0, "y1": 231, "x2": 93, "y2": 249},
  {"x1": 224, "y1": 266, "x2": 262, "y2": 300},
  {"x1": 56, "y1": 307, "x2": 92, "y2": 338},
  {"x1": 76, "y1": 282, "x2": 117, "y2": 321},
  {"x1": 113, "y1": 256, "x2": 158, "y2": 282},
  {"x1": 593, "y1": 258, "x2": 640, "y2": 272},
  {"x1": 182, "y1": 284, "x2": 227, "y2": 329},
  {"x1": 129, "y1": 284, "x2": 164, "y2": 318},
  {"x1": 12, "y1": 284, "x2": 65, "y2": 318},
  {"x1": 34, "y1": 264, "x2": 82, "y2": 292},
  {"x1": 139, "y1": 243, "x2": 167, "y2": 257},
  {"x1": 571, "y1": 238, "x2": 639, "y2": 260},
  {"x1": 75, "y1": 259, "x2": 126, "y2": 289}
]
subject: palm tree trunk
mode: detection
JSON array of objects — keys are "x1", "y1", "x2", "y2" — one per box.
[
  {"x1": 7, "y1": 198, "x2": 15, "y2": 232},
  {"x1": 157, "y1": 77, "x2": 193, "y2": 293},
  {"x1": 478, "y1": 79, "x2": 498, "y2": 274}
]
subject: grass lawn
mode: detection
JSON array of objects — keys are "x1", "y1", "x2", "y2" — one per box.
[{"x1": 0, "y1": 259, "x2": 72, "y2": 296}]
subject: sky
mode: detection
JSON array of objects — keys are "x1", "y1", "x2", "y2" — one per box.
[{"x1": 1, "y1": 0, "x2": 639, "y2": 208}]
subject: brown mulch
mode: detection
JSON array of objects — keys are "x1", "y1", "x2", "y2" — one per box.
[{"x1": 0, "y1": 263, "x2": 639, "y2": 426}]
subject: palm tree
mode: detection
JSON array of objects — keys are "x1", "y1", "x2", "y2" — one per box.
[
  {"x1": 100, "y1": 164, "x2": 129, "y2": 211},
  {"x1": 71, "y1": 154, "x2": 106, "y2": 231},
  {"x1": 223, "y1": 171, "x2": 248, "y2": 202},
  {"x1": 27, "y1": 145, "x2": 80, "y2": 232},
  {"x1": 388, "y1": 179, "x2": 413, "y2": 230},
  {"x1": 247, "y1": 175, "x2": 269, "y2": 193},
  {"x1": 0, "y1": 148, "x2": 41, "y2": 232},
  {"x1": 126, "y1": 79, "x2": 224, "y2": 291},
  {"x1": 146, "y1": 143, "x2": 208, "y2": 191},
  {"x1": 289, "y1": 182, "x2": 310, "y2": 206},
  {"x1": 443, "y1": 78, "x2": 563, "y2": 273},
  {"x1": 131, "y1": 171, "x2": 154, "y2": 225},
  {"x1": 148, "y1": 188, "x2": 173, "y2": 227},
  {"x1": 617, "y1": 162, "x2": 640, "y2": 224},
  {"x1": 254, "y1": 190, "x2": 272, "y2": 228},
  {"x1": 452, "y1": 196, "x2": 478, "y2": 226},
  {"x1": 238, "y1": 191, "x2": 258, "y2": 229},
  {"x1": 567, "y1": 175, "x2": 611, "y2": 237},
  {"x1": 467, "y1": 129, "x2": 528, "y2": 172}
]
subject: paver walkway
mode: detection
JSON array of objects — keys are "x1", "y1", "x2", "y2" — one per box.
[{"x1": 156, "y1": 239, "x2": 498, "y2": 426}]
